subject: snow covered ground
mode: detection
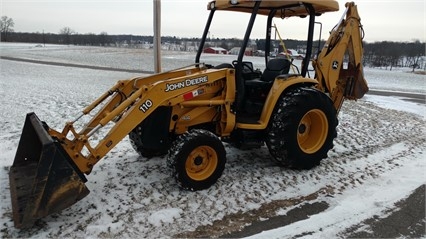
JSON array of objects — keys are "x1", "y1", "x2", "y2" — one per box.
[{"x1": 0, "y1": 43, "x2": 425, "y2": 238}]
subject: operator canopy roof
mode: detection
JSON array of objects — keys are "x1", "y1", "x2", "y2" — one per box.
[{"x1": 208, "y1": 0, "x2": 339, "y2": 17}]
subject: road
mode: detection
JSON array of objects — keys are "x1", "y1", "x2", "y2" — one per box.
[
  {"x1": 344, "y1": 185, "x2": 425, "y2": 238},
  {"x1": 368, "y1": 90, "x2": 425, "y2": 104},
  {"x1": 222, "y1": 185, "x2": 425, "y2": 238}
]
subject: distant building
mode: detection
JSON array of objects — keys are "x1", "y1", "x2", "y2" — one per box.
[
  {"x1": 229, "y1": 47, "x2": 253, "y2": 56},
  {"x1": 203, "y1": 47, "x2": 228, "y2": 54}
]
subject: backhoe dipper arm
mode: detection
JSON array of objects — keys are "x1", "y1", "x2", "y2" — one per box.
[{"x1": 313, "y1": 2, "x2": 368, "y2": 112}]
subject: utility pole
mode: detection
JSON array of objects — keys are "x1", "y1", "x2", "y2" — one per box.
[{"x1": 153, "y1": 0, "x2": 161, "y2": 73}]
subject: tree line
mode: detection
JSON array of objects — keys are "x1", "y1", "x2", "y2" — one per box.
[{"x1": 1, "y1": 15, "x2": 425, "y2": 71}]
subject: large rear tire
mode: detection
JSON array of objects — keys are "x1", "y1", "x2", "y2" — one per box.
[
  {"x1": 266, "y1": 86, "x2": 337, "y2": 169},
  {"x1": 167, "y1": 129, "x2": 226, "y2": 191}
]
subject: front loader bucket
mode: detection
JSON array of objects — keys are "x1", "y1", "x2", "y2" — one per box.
[{"x1": 9, "y1": 113, "x2": 90, "y2": 229}]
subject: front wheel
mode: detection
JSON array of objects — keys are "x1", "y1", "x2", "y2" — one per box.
[
  {"x1": 167, "y1": 129, "x2": 226, "y2": 191},
  {"x1": 266, "y1": 87, "x2": 338, "y2": 169}
]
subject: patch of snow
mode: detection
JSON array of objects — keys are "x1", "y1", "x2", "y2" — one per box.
[
  {"x1": 364, "y1": 94, "x2": 425, "y2": 118},
  {"x1": 246, "y1": 144, "x2": 425, "y2": 238},
  {"x1": 148, "y1": 208, "x2": 183, "y2": 226}
]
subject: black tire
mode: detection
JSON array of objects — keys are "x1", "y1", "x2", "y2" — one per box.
[
  {"x1": 167, "y1": 129, "x2": 226, "y2": 191},
  {"x1": 129, "y1": 126, "x2": 167, "y2": 158},
  {"x1": 266, "y1": 86, "x2": 338, "y2": 169}
]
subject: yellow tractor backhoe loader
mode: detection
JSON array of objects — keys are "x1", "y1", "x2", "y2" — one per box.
[{"x1": 9, "y1": 0, "x2": 368, "y2": 228}]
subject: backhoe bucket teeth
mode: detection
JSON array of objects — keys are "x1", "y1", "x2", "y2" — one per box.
[{"x1": 9, "y1": 113, "x2": 89, "y2": 229}]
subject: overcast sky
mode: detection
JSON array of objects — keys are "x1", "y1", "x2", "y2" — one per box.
[{"x1": 1, "y1": 0, "x2": 425, "y2": 42}]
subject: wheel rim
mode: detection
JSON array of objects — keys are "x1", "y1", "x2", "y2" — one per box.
[
  {"x1": 297, "y1": 109, "x2": 328, "y2": 154},
  {"x1": 185, "y1": 146, "x2": 218, "y2": 181}
]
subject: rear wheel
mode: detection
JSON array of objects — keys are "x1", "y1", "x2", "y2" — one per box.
[
  {"x1": 129, "y1": 126, "x2": 168, "y2": 158},
  {"x1": 167, "y1": 129, "x2": 226, "y2": 191},
  {"x1": 129, "y1": 107, "x2": 172, "y2": 159},
  {"x1": 266, "y1": 86, "x2": 337, "y2": 169}
]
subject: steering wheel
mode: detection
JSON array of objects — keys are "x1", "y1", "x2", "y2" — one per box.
[{"x1": 232, "y1": 60, "x2": 255, "y2": 73}]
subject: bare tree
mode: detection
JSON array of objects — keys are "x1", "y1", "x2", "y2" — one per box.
[
  {"x1": 59, "y1": 26, "x2": 75, "y2": 45},
  {"x1": 98, "y1": 31, "x2": 109, "y2": 46},
  {"x1": 1, "y1": 16, "x2": 15, "y2": 42}
]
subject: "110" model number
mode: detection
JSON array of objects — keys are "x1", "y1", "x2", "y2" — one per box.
[{"x1": 139, "y1": 99, "x2": 153, "y2": 113}]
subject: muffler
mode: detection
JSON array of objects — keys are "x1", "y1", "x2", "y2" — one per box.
[{"x1": 9, "y1": 113, "x2": 90, "y2": 228}]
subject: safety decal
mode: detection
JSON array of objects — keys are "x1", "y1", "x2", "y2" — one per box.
[{"x1": 183, "y1": 88, "x2": 205, "y2": 100}]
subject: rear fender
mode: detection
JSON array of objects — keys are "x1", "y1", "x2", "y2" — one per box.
[
  {"x1": 261, "y1": 75, "x2": 318, "y2": 124},
  {"x1": 237, "y1": 75, "x2": 318, "y2": 130}
]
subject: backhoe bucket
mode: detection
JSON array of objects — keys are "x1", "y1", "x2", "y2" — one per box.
[{"x1": 9, "y1": 113, "x2": 90, "y2": 228}]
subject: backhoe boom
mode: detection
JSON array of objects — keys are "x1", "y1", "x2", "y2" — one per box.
[{"x1": 313, "y1": 2, "x2": 368, "y2": 112}]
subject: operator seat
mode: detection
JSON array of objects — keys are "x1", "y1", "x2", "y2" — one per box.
[
  {"x1": 239, "y1": 58, "x2": 292, "y2": 120},
  {"x1": 261, "y1": 58, "x2": 291, "y2": 82},
  {"x1": 245, "y1": 58, "x2": 291, "y2": 90}
]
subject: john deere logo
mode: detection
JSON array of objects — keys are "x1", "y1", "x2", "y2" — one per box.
[{"x1": 165, "y1": 76, "x2": 208, "y2": 92}]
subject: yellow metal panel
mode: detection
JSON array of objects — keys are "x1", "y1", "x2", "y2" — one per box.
[
  {"x1": 237, "y1": 75, "x2": 318, "y2": 130},
  {"x1": 209, "y1": 0, "x2": 339, "y2": 17}
]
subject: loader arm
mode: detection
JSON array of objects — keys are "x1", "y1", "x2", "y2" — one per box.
[
  {"x1": 49, "y1": 64, "x2": 235, "y2": 174},
  {"x1": 313, "y1": 2, "x2": 368, "y2": 112}
]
